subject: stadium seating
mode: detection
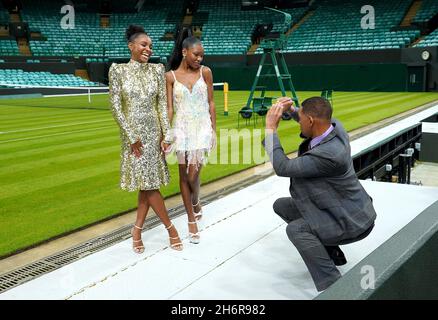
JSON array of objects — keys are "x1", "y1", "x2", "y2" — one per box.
[
  {"x1": 0, "y1": 40, "x2": 20, "y2": 56},
  {"x1": 413, "y1": 0, "x2": 438, "y2": 24},
  {"x1": 3, "y1": 0, "x2": 435, "y2": 58},
  {"x1": 21, "y1": 0, "x2": 183, "y2": 57},
  {"x1": 415, "y1": 28, "x2": 438, "y2": 47},
  {"x1": 198, "y1": 0, "x2": 308, "y2": 55},
  {"x1": 0, "y1": 69, "x2": 102, "y2": 87},
  {"x1": 85, "y1": 57, "x2": 109, "y2": 63},
  {"x1": 21, "y1": 0, "x2": 309, "y2": 57},
  {"x1": 0, "y1": 0, "x2": 14, "y2": 53},
  {"x1": 412, "y1": 0, "x2": 438, "y2": 48},
  {"x1": 256, "y1": 0, "x2": 421, "y2": 54}
]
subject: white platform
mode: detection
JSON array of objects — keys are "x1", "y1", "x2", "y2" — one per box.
[
  {"x1": 1, "y1": 105, "x2": 438, "y2": 300},
  {"x1": 422, "y1": 122, "x2": 438, "y2": 134}
]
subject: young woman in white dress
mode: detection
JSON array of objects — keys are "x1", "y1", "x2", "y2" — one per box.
[{"x1": 165, "y1": 28, "x2": 216, "y2": 244}]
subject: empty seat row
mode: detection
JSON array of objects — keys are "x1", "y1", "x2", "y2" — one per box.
[{"x1": 0, "y1": 69, "x2": 102, "y2": 87}]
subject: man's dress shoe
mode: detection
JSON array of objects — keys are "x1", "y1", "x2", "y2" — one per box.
[{"x1": 325, "y1": 246, "x2": 347, "y2": 266}]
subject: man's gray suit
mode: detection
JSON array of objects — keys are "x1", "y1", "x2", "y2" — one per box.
[{"x1": 263, "y1": 114, "x2": 376, "y2": 291}]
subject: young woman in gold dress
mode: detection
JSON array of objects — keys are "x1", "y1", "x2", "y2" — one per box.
[{"x1": 109, "y1": 25, "x2": 182, "y2": 253}]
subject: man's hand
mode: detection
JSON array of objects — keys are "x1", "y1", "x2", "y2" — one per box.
[
  {"x1": 266, "y1": 103, "x2": 285, "y2": 131},
  {"x1": 130, "y1": 140, "x2": 143, "y2": 158},
  {"x1": 276, "y1": 97, "x2": 294, "y2": 112}
]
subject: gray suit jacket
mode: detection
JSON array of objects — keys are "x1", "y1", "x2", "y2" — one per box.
[{"x1": 263, "y1": 115, "x2": 376, "y2": 244}]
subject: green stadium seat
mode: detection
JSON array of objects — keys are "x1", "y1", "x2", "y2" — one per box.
[
  {"x1": 413, "y1": 0, "x2": 438, "y2": 24},
  {"x1": 0, "y1": 68, "x2": 104, "y2": 87}
]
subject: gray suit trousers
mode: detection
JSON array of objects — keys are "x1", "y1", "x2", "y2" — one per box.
[{"x1": 273, "y1": 197, "x2": 341, "y2": 291}]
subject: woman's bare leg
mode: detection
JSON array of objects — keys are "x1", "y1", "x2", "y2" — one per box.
[
  {"x1": 188, "y1": 165, "x2": 202, "y2": 215},
  {"x1": 178, "y1": 163, "x2": 196, "y2": 221},
  {"x1": 178, "y1": 163, "x2": 200, "y2": 239},
  {"x1": 144, "y1": 189, "x2": 182, "y2": 250},
  {"x1": 131, "y1": 190, "x2": 149, "y2": 251}
]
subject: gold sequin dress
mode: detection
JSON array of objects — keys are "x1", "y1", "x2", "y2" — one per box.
[{"x1": 109, "y1": 60, "x2": 172, "y2": 192}]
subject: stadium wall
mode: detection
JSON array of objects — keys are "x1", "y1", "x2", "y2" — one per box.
[
  {"x1": 0, "y1": 56, "x2": 87, "y2": 75},
  {"x1": 246, "y1": 49, "x2": 403, "y2": 65},
  {"x1": 316, "y1": 201, "x2": 438, "y2": 300},
  {"x1": 209, "y1": 63, "x2": 408, "y2": 92},
  {"x1": 87, "y1": 62, "x2": 107, "y2": 84}
]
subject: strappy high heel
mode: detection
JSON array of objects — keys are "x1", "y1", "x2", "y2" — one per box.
[
  {"x1": 165, "y1": 223, "x2": 183, "y2": 251},
  {"x1": 192, "y1": 199, "x2": 203, "y2": 221},
  {"x1": 130, "y1": 224, "x2": 145, "y2": 254},
  {"x1": 188, "y1": 221, "x2": 200, "y2": 244}
]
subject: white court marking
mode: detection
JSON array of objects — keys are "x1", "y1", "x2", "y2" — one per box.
[
  {"x1": 0, "y1": 125, "x2": 116, "y2": 144},
  {"x1": 44, "y1": 92, "x2": 109, "y2": 98},
  {"x1": 0, "y1": 119, "x2": 114, "y2": 134}
]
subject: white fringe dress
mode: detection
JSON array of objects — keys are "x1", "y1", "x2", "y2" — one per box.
[{"x1": 170, "y1": 66, "x2": 213, "y2": 169}]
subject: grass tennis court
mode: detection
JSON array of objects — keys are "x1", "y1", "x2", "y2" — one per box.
[{"x1": 1, "y1": 91, "x2": 438, "y2": 258}]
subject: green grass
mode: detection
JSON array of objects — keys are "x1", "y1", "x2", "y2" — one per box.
[{"x1": 1, "y1": 91, "x2": 438, "y2": 258}]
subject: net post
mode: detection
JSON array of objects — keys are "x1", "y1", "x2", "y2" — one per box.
[
  {"x1": 223, "y1": 82, "x2": 229, "y2": 116},
  {"x1": 88, "y1": 88, "x2": 91, "y2": 103}
]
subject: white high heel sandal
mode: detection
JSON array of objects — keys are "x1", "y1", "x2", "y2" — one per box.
[
  {"x1": 188, "y1": 221, "x2": 200, "y2": 244},
  {"x1": 165, "y1": 223, "x2": 183, "y2": 251},
  {"x1": 192, "y1": 199, "x2": 203, "y2": 221},
  {"x1": 130, "y1": 224, "x2": 145, "y2": 254}
]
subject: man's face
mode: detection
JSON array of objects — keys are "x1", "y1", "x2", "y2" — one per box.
[{"x1": 298, "y1": 108, "x2": 313, "y2": 138}]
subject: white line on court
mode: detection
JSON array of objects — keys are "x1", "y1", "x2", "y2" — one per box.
[
  {"x1": 43, "y1": 92, "x2": 109, "y2": 98},
  {"x1": 0, "y1": 125, "x2": 116, "y2": 144},
  {"x1": 1, "y1": 119, "x2": 114, "y2": 134}
]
